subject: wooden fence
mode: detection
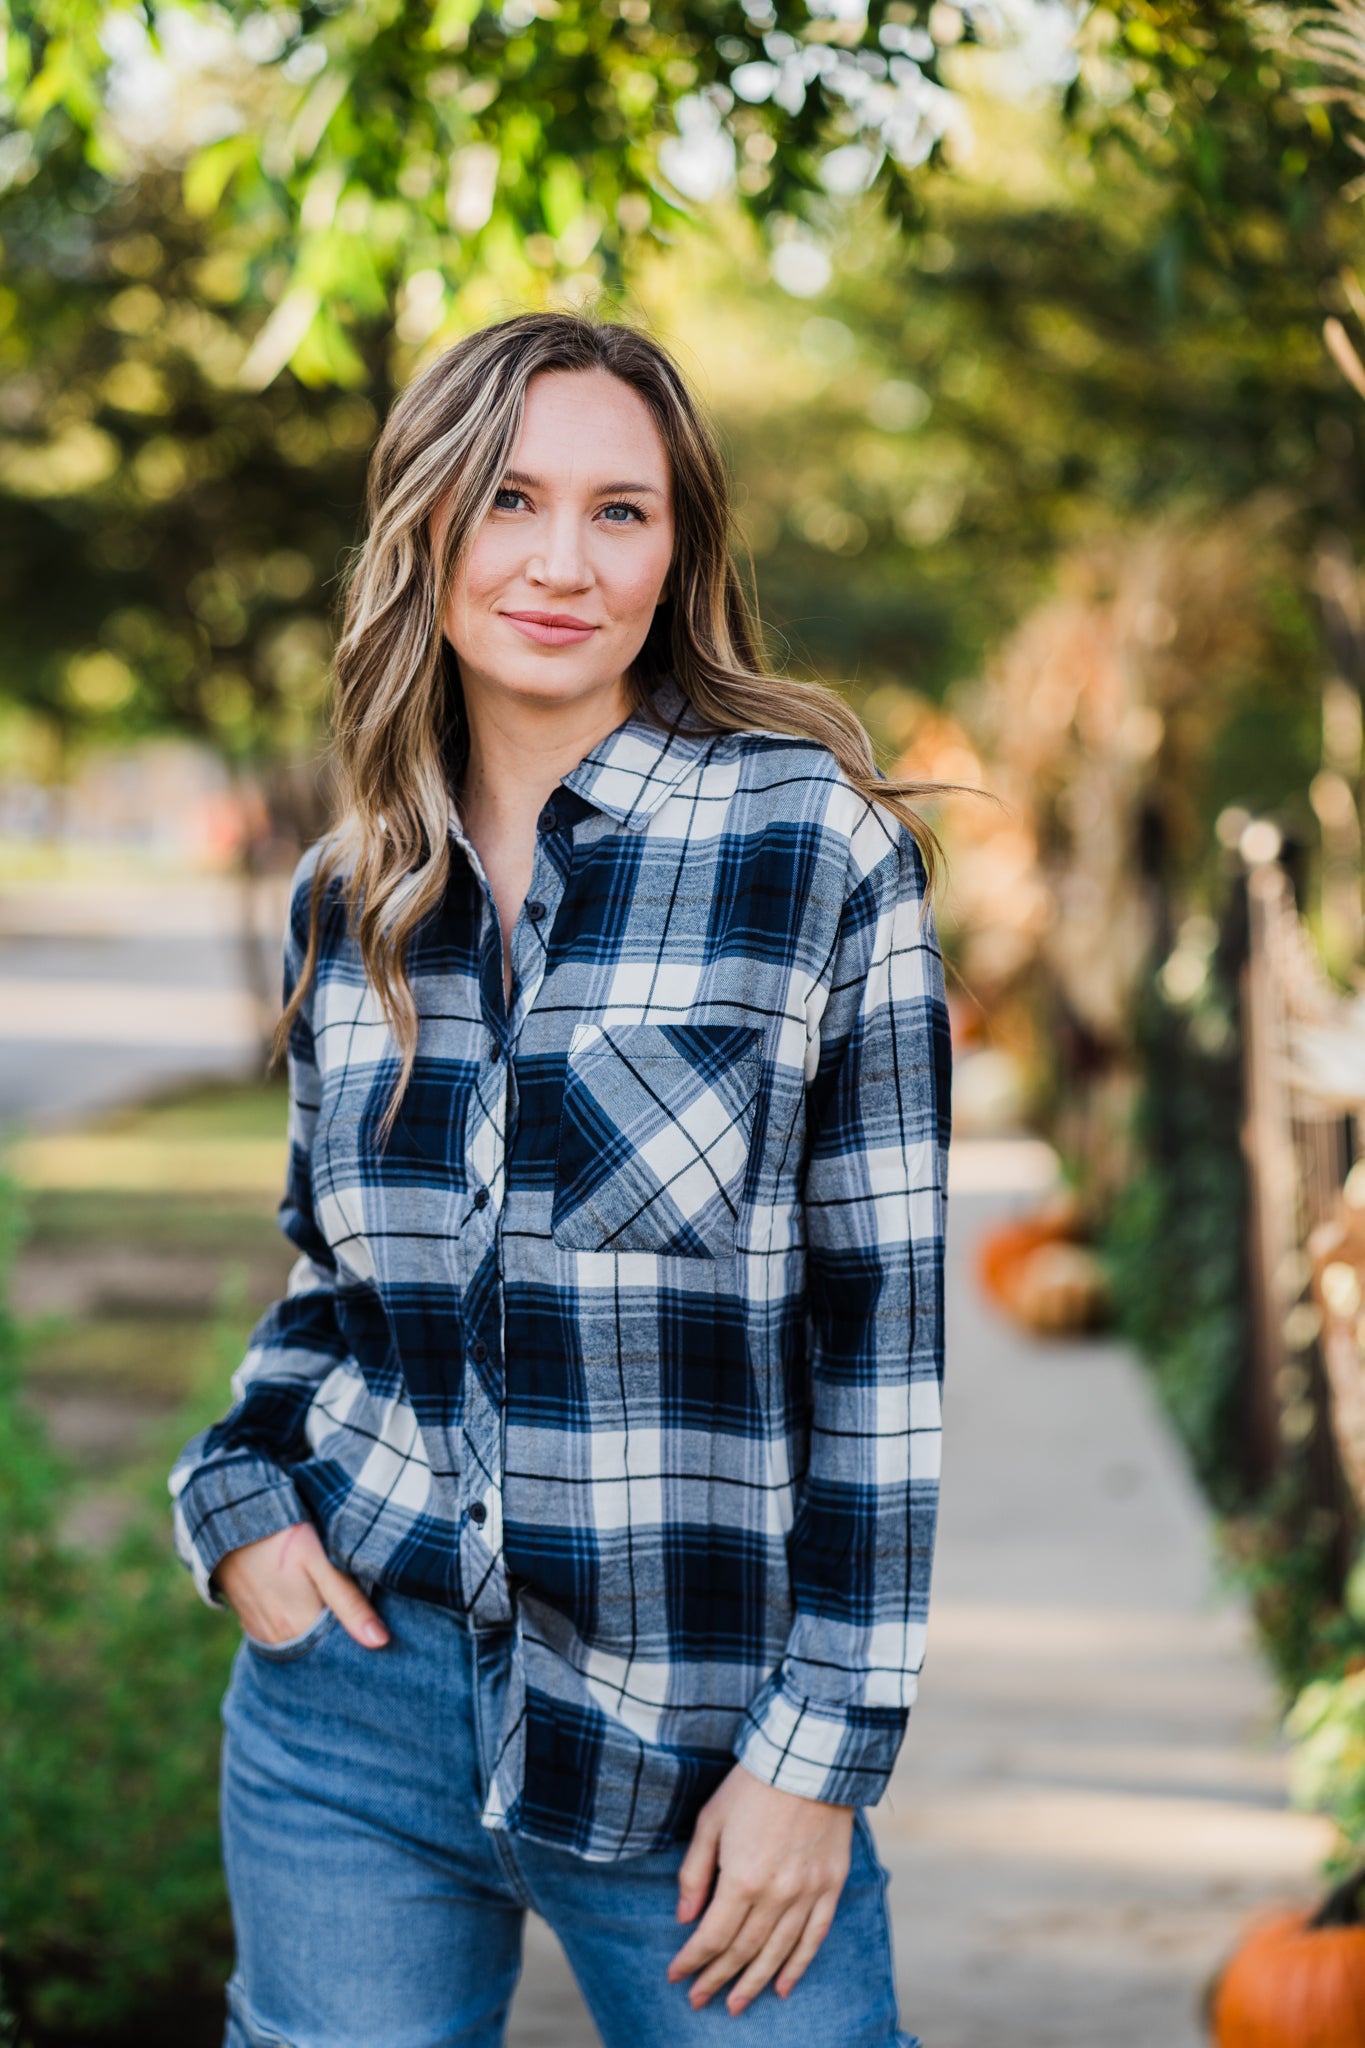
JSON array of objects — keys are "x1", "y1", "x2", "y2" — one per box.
[{"x1": 1240, "y1": 851, "x2": 1362, "y2": 1556}]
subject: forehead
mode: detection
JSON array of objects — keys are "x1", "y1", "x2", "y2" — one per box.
[{"x1": 515, "y1": 369, "x2": 669, "y2": 482}]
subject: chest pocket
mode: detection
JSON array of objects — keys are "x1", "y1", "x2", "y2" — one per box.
[{"x1": 552, "y1": 1021, "x2": 762, "y2": 1258}]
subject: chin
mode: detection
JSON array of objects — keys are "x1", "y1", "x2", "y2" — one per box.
[{"x1": 483, "y1": 659, "x2": 630, "y2": 707}]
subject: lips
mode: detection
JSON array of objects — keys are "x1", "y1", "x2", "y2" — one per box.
[{"x1": 501, "y1": 610, "x2": 598, "y2": 647}]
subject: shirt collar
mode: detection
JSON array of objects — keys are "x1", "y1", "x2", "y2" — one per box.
[
  {"x1": 447, "y1": 680, "x2": 718, "y2": 843},
  {"x1": 559, "y1": 680, "x2": 717, "y2": 830}
]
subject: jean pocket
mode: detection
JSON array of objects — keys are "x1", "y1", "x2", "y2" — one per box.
[
  {"x1": 242, "y1": 1606, "x2": 339, "y2": 1664},
  {"x1": 551, "y1": 1020, "x2": 761, "y2": 1258}
]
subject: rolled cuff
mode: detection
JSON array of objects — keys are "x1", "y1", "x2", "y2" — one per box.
[
  {"x1": 170, "y1": 1457, "x2": 309, "y2": 1608},
  {"x1": 733, "y1": 1666, "x2": 909, "y2": 1808}
]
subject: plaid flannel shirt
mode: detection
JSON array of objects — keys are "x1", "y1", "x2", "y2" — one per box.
[{"x1": 169, "y1": 685, "x2": 952, "y2": 1862}]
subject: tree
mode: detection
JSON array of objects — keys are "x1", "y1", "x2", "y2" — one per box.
[
  {"x1": 1, "y1": 0, "x2": 1361, "y2": 785},
  {"x1": 0, "y1": 0, "x2": 1046, "y2": 770}
]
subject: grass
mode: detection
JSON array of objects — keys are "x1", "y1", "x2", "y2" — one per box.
[
  {"x1": 23, "y1": 1189, "x2": 282, "y2": 1258},
  {"x1": 0, "y1": 1081, "x2": 295, "y2": 2033},
  {"x1": 10, "y1": 1075, "x2": 292, "y2": 1410},
  {"x1": 28, "y1": 1318, "x2": 235, "y2": 1400},
  {"x1": 9, "y1": 1075, "x2": 292, "y2": 1201}
]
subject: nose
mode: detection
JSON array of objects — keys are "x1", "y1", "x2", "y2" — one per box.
[{"x1": 526, "y1": 505, "x2": 591, "y2": 593}]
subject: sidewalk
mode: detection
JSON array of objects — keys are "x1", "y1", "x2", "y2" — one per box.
[
  {"x1": 506, "y1": 1149, "x2": 1331, "y2": 2047},
  {"x1": 0, "y1": 876, "x2": 284, "y2": 1126}
]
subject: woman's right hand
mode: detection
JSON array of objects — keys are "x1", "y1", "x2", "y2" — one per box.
[{"x1": 213, "y1": 1521, "x2": 390, "y2": 1649}]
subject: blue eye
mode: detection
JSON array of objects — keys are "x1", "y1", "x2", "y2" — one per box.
[
  {"x1": 493, "y1": 487, "x2": 526, "y2": 511},
  {"x1": 602, "y1": 502, "x2": 646, "y2": 523}
]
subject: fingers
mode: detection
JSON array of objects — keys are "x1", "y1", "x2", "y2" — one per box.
[
  {"x1": 214, "y1": 1523, "x2": 388, "y2": 1650},
  {"x1": 667, "y1": 1880, "x2": 754, "y2": 1993},
  {"x1": 725, "y1": 1902, "x2": 809, "y2": 2016},
  {"x1": 678, "y1": 1882, "x2": 841, "y2": 2016},
  {"x1": 681, "y1": 1892, "x2": 785, "y2": 2012},
  {"x1": 215, "y1": 1524, "x2": 319, "y2": 1643},
  {"x1": 668, "y1": 1767, "x2": 855, "y2": 2014},
  {"x1": 303, "y1": 1551, "x2": 389, "y2": 1648},
  {"x1": 676, "y1": 1805, "x2": 721, "y2": 1924},
  {"x1": 774, "y1": 1892, "x2": 839, "y2": 2000}
]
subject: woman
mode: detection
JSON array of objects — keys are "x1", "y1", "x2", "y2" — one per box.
[{"x1": 170, "y1": 308, "x2": 952, "y2": 2048}]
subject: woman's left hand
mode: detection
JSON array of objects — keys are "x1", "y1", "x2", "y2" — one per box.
[{"x1": 668, "y1": 1763, "x2": 854, "y2": 2016}]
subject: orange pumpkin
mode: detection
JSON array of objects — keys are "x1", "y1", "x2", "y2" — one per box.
[
  {"x1": 1005, "y1": 1240, "x2": 1111, "y2": 1333},
  {"x1": 1212, "y1": 1873, "x2": 1365, "y2": 2046},
  {"x1": 974, "y1": 1188, "x2": 1111, "y2": 1332},
  {"x1": 975, "y1": 1188, "x2": 1085, "y2": 1308}
]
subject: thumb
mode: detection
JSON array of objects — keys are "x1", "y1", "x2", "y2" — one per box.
[
  {"x1": 306, "y1": 1554, "x2": 389, "y2": 1649},
  {"x1": 677, "y1": 1806, "x2": 720, "y2": 1923}
]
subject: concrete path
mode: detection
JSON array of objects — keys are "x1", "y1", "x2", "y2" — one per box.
[
  {"x1": 505, "y1": 1155, "x2": 1332, "y2": 2047},
  {"x1": 0, "y1": 878, "x2": 283, "y2": 1126}
]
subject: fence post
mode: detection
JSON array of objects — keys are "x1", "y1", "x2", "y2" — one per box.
[{"x1": 1239, "y1": 857, "x2": 1298, "y2": 1492}]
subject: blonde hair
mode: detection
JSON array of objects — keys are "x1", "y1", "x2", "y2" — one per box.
[{"x1": 282, "y1": 308, "x2": 948, "y2": 1131}]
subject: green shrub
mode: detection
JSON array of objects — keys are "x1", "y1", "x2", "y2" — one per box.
[
  {"x1": 1100, "y1": 970, "x2": 1250, "y2": 1509},
  {"x1": 0, "y1": 1171, "x2": 241, "y2": 2040},
  {"x1": 1287, "y1": 1665, "x2": 1365, "y2": 1858}
]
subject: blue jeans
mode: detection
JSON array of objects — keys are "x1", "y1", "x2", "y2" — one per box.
[{"x1": 219, "y1": 1587, "x2": 919, "y2": 2048}]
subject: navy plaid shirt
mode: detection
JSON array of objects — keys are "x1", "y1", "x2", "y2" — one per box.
[{"x1": 170, "y1": 686, "x2": 952, "y2": 1861}]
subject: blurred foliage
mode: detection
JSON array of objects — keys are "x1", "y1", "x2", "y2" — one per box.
[
  {"x1": 1098, "y1": 882, "x2": 1365, "y2": 1770},
  {"x1": 1225, "y1": 1473, "x2": 1365, "y2": 1696},
  {"x1": 0, "y1": 1168, "x2": 247, "y2": 2040},
  {"x1": 1099, "y1": 899, "x2": 1250, "y2": 1501},
  {"x1": 1, "y1": 0, "x2": 1363, "y2": 786},
  {"x1": 1282, "y1": 1537, "x2": 1365, "y2": 1861},
  {"x1": 1287, "y1": 1665, "x2": 1365, "y2": 1856},
  {"x1": 4, "y1": 0, "x2": 972, "y2": 312},
  {"x1": 0, "y1": 0, "x2": 975, "y2": 766}
]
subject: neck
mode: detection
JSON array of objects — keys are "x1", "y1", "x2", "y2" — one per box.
[{"x1": 457, "y1": 672, "x2": 634, "y2": 824}]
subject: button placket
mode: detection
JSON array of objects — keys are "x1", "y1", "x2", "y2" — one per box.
[
  {"x1": 506, "y1": 837, "x2": 564, "y2": 1050},
  {"x1": 451, "y1": 807, "x2": 570, "y2": 1634},
  {"x1": 444, "y1": 821, "x2": 513, "y2": 1625}
]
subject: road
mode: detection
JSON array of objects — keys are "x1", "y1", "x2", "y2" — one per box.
[{"x1": 0, "y1": 877, "x2": 284, "y2": 1128}]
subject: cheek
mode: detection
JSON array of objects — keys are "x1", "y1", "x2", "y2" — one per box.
[
  {"x1": 457, "y1": 532, "x2": 511, "y2": 605},
  {"x1": 444, "y1": 537, "x2": 506, "y2": 642},
  {"x1": 602, "y1": 535, "x2": 673, "y2": 619}
]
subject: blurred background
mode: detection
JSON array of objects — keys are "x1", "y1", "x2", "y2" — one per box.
[{"x1": 10, "y1": 2, "x2": 1365, "y2": 2043}]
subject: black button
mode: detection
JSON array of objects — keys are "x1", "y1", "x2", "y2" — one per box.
[
  {"x1": 526, "y1": 899, "x2": 546, "y2": 922},
  {"x1": 468, "y1": 1501, "x2": 487, "y2": 1526},
  {"x1": 470, "y1": 1339, "x2": 488, "y2": 1363},
  {"x1": 538, "y1": 805, "x2": 557, "y2": 833},
  {"x1": 472, "y1": 1186, "x2": 490, "y2": 1210},
  {"x1": 489, "y1": 1041, "x2": 502, "y2": 1062}
]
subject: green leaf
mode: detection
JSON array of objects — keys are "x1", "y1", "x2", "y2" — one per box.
[
  {"x1": 425, "y1": 0, "x2": 484, "y2": 48},
  {"x1": 183, "y1": 134, "x2": 255, "y2": 221},
  {"x1": 18, "y1": 36, "x2": 82, "y2": 127},
  {"x1": 289, "y1": 307, "x2": 368, "y2": 389},
  {"x1": 1123, "y1": 19, "x2": 1162, "y2": 57},
  {"x1": 541, "y1": 154, "x2": 585, "y2": 239},
  {"x1": 5, "y1": 28, "x2": 34, "y2": 97}
]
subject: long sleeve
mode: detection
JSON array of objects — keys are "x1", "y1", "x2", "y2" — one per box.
[
  {"x1": 169, "y1": 850, "x2": 351, "y2": 1605},
  {"x1": 734, "y1": 803, "x2": 952, "y2": 1805}
]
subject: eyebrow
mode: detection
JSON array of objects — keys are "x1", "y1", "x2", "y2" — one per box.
[{"x1": 501, "y1": 467, "x2": 665, "y2": 497}]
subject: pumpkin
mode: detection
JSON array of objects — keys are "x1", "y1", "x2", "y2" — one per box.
[
  {"x1": 975, "y1": 1187, "x2": 1086, "y2": 1308},
  {"x1": 974, "y1": 1188, "x2": 1109, "y2": 1332},
  {"x1": 1006, "y1": 1240, "x2": 1111, "y2": 1333},
  {"x1": 1211, "y1": 1870, "x2": 1365, "y2": 2046}
]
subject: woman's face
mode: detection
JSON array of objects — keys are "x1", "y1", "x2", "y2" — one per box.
[{"x1": 439, "y1": 367, "x2": 675, "y2": 713}]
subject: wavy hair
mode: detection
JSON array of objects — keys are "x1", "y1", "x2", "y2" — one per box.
[{"x1": 281, "y1": 308, "x2": 950, "y2": 1132}]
